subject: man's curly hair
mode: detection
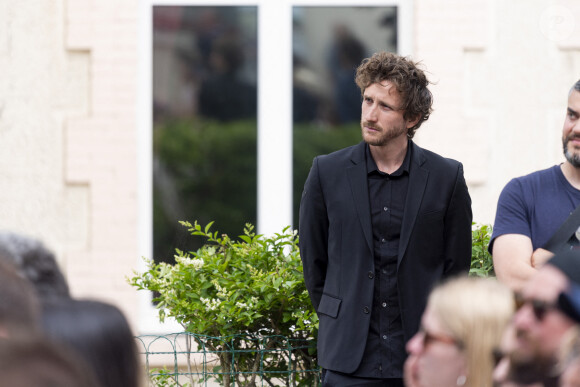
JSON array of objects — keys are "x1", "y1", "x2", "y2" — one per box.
[{"x1": 355, "y1": 51, "x2": 433, "y2": 138}]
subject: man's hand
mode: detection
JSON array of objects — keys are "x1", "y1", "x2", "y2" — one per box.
[{"x1": 531, "y1": 247, "x2": 554, "y2": 269}]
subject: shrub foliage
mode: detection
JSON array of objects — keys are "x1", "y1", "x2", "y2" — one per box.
[
  {"x1": 470, "y1": 223, "x2": 495, "y2": 277},
  {"x1": 130, "y1": 221, "x2": 318, "y2": 386}
]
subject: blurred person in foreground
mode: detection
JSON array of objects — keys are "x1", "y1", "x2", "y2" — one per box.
[
  {"x1": 0, "y1": 336, "x2": 101, "y2": 387},
  {"x1": 0, "y1": 231, "x2": 70, "y2": 301},
  {"x1": 492, "y1": 325, "x2": 544, "y2": 387},
  {"x1": 404, "y1": 276, "x2": 513, "y2": 387},
  {"x1": 558, "y1": 327, "x2": 580, "y2": 387},
  {"x1": 0, "y1": 259, "x2": 40, "y2": 338},
  {"x1": 555, "y1": 283, "x2": 580, "y2": 386},
  {"x1": 41, "y1": 298, "x2": 142, "y2": 387},
  {"x1": 499, "y1": 251, "x2": 580, "y2": 386},
  {"x1": 490, "y1": 80, "x2": 580, "y2": 291},
  {"x1": 300, "y1": 50, "x2": 472, "y2": 386}
]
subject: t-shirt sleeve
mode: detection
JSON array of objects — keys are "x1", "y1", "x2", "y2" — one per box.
[{"x1": 489, "y1": 178, "x2": 531, "y2": 254}]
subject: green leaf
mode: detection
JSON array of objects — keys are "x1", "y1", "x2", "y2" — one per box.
[{"x1": 204, "y1": 221, "x2": 214, "y2": 234}]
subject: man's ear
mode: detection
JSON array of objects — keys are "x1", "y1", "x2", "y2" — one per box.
[{"x1": 406, "y1": 115, "x2": 421, "y2": 129}]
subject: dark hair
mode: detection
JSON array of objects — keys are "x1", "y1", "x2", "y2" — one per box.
[
  {"x1": 0, "y1": 336, "x2": 101, "y2": 387},
  {"x1": 0, "y1": 260, "x2": 40, "y2": 337},
  {"x1": 41, "y1": 299, "x2": 140, "y2": 387},
  {"x1": 355, "y1": 51, "x2": 433, "y2": 138},
  {"x1": 574, "y1": 79, "x2": 580, "y2": 93},
  {"x1": 0, "y1": 231, "x2": 70, "y2": 300}
]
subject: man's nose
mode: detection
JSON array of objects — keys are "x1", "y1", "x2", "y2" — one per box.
[
  {"x1": 512, "y1": 304, "x2": 535, "y2": 330},
  {"x1": 572, "y1": 119, "x2": 580, "y2": 134},
  {"x1": 406, "y1": 332, "x2": 423, "y2": 355},
  {"x1": 364, "y1": 104, "x2": 378, "y2": 122}
]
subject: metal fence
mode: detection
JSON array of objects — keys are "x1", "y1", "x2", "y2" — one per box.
[{"x1": 135, "y1": 332, "x2": 320, "y2": 386}]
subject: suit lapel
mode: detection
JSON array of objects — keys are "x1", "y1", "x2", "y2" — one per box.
[
  {"x1": 398, "y1": 143, "x2": 428, "y2": 266},
  {"x1": 347, "y1": 143, "x2": 373, "y2": 253}
]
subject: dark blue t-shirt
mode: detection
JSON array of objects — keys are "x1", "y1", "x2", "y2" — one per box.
[{"x1": 490, "y1": 165, "x2": 580, "y2": 253}]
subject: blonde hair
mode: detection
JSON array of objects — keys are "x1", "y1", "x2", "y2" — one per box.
[{"x1": 428, "y1": 276, "x2": 514, "y2": 387}]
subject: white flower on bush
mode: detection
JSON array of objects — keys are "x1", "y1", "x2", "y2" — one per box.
[
  {"x1": 200, "y1": 297, "x2": 221, "y2": 311},
  {"x1": 174, "y1": 255, "x2": 204, "y2": 269},
  {"x1": 211, "y1": 280, "x2": 228, "y2": 298},
  {"x1": 236, "y1": 296, "x2": 258, "y2": 310}
]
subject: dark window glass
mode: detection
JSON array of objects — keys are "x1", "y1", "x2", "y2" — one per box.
[
  {"x1": 292, "y1": 6, "x2": 397, "y2": 226},
  {"x1": 153, "y1": 6, "x2": 258, "y2": 263}
]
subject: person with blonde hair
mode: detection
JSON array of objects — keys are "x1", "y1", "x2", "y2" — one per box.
[{"x1": 405, "y1": 276, "x2": 514, "y2": 387}]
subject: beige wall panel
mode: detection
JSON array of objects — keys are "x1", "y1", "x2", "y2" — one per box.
[
  {"x1": 414, "y1": 0, "x2": 580, "y2": 224},
  {"x1": 0, "y1": 0, "x2": 140, "y2": 330}
]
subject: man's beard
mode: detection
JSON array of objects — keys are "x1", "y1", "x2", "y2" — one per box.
[
  {"x1": 509, "y1": 330, "x2": 561, "y2": 385},
  {"x1": 507, "y1": 351, "x2": 558, "y2": 385},
  {"x1": 563, "y1": 135, "x2": 580, "y2": 168},
  {"x1": 361, "y1": 121, "x2": 407, "y2": 147}
]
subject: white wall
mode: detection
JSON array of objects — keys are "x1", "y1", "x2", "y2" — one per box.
[
  {"x1": 0, "y1": 0, "x2": 141, "y2": 328},
  {"x1": 414, "y1": 0, "x2": 580, "y2": 224}
]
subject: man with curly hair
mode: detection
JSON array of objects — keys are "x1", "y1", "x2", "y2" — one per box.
[{"x1": 299, "y1": 51, "x2": 472, "y2": 386}]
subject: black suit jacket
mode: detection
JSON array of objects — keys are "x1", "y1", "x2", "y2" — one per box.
[{"x1": 299, "y1": 141, "x2": 472, "y2": 373}]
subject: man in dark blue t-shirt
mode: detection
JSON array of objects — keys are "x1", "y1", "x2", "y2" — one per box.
[{"x1": 490, "y1": 79, "x2": 580, "y2": 291}]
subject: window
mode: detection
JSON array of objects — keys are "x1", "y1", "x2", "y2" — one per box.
[{"x1": 152, "y1": 6, "x2": 258, "y2": 263}]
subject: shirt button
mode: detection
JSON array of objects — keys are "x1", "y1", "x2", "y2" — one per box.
[
  {"x1": 381, "y1": 238, "x2": 386, "y2": 243},
  {"x1": 382, "y1": 302, "x2": 387, "y2": 308},
  {"x1": 382, "y1": 335, "x2": 387, "y2": 340},
  {"x1": 383, "y1": 206, "x2": 388, "y2": 212},
  {"x1": 382, "y1": 269, "x2": 387, "y2": 274},
  {"x1": 363, "y1": 306, "x2": 370, "y2": 314},
  {"x1": 368, "y1": 271, "x2": 374, "y2": 279}
]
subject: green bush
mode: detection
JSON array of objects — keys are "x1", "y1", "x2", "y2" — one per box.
[
  {"x1": 130, "y1": 221, "x2": 318, "y2": 386},
  {"x1": 470, "y1": 223, "x2": 494, "y2": 277}
]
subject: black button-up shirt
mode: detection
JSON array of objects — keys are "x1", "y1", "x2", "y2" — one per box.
[{"x1": 352, "y1": 142, "x2": 410, "y2": 379}]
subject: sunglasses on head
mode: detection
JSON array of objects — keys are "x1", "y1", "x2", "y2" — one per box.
[
  {"x1": 514, "y1": 292, "x2": 556, "y2": 321},
  {"x1": 418, "y1": 327, "x2": 463, "y2": 349}
]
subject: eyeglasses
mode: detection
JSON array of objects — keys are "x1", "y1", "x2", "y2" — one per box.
[
  {"x1": 514, "y1": 292, "x2": 556, "y2": 321},
  {"x1": 418, "y1": 327, "x2": 463, "y2": 349}
]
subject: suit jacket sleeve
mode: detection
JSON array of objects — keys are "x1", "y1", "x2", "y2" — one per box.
[
  {"x1": 299, "y1": 157, "x2": 328, "y2": 311},
  {"x1": 443, "y1": 162, "x2": 472, "y2": 276}
]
